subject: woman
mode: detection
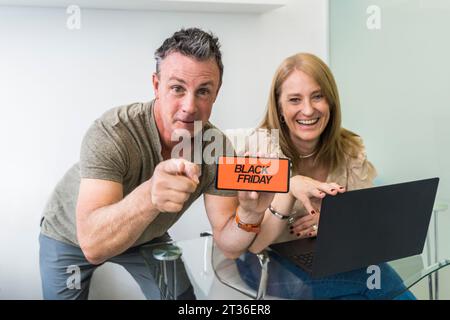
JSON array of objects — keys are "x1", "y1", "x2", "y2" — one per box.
[{"x1": 235, "y1": 53, "x2": 415, "y2": 300}]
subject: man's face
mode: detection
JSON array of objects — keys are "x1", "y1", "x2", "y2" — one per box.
[{"x1": 153, "y1": 52, "x2": 221, "y2": 147}]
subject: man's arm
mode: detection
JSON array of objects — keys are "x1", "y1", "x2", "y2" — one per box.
[
  {"x1": 76, "y1": 178, "x2": 159, "y2": 265},
  {"x1": 204, "y1": 191, "x2": 272, "y2": 259},
  {"x1": 76, "y1": 158, "x2": 200, "y2": 265}
]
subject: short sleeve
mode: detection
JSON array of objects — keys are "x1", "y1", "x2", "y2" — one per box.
[
  {"x1": 203, "y1": 163, "x2": 237, "y2": 197},
  {"x1": 79, "y1": 120, "x2": 128, "y2": 184},
  {"x1": 346, "y1": 145, "x2": 377, "y2": 190}
]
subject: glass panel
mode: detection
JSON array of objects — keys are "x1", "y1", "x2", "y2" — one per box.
[{"x1": 140, "y1": 236, "x2": 450, "y2": 299}]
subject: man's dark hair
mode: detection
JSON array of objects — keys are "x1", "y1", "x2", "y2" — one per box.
[{"x1": 155, "y1": 28, "x2": 223, "y2": 85}]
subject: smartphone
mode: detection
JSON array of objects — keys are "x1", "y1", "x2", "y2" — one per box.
[{"x1": 216, "y1": 156, "x2": 291, "y2": 193}]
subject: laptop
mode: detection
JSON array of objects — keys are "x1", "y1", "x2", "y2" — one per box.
[{"x1": 269, "y1": 177, "x2": 439, "y2": 279}]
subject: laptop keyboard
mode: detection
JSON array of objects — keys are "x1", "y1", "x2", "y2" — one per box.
[{"x1": 292, "y1": 252, "x2": 314, "y2": 270}]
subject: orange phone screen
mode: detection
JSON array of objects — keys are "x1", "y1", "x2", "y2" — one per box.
[{"x1": 216, "y1": 156, "x2": 290, "y2": 193}]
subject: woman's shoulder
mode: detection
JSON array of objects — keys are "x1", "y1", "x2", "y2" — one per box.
[
  {"x1": 232, "y1": 127, "x2": 285, "y2": 157},
  {"x1": 346, "y1": 136, "x2": 366, "y2": 165},
  {"x1": 343, "y1": 136, "x2": 377, "y2": 187}
]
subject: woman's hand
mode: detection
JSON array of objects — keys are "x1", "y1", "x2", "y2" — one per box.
[
  {"x1": 289, "y1": 175, "x2": 344, "y2": 215},
  {"x1": 288, "y1": 175, "x2": 345, "y2": 238},
  {"x1": 289, "y1": 207, "x2": 320, "y2": 239}
]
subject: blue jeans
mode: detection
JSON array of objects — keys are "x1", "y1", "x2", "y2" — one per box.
[
  {"x1": 236, "y1": 251, "x2": 416, "y2": 300},
  {"x1": 39, "y1": 233, "x2": 196, "y2": 300}
]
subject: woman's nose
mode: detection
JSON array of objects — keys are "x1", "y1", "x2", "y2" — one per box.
[{"x1": 301, "y1": 99, "x2": 315, "y2": 116}]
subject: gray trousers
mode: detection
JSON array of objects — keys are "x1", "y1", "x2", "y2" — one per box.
[{"x1": 39, "y1": 233, "x2": 196, "y2": 300}]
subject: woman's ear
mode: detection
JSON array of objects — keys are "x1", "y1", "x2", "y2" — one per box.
[{"x1": 278, "y1": 109, "x2": 286, "y2": 124}]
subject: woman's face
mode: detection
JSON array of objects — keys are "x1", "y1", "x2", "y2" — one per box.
[{"x1": 278, "y1": 69, "x2": 330, "y2": 149}]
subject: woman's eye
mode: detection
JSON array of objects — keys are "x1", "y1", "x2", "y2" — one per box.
[
  {"x1": 312, "y1": 94, "x2": 323, "y2": 101},
  {"x1": 289, "y1": 98, "x2": 301, "y2": 103}
]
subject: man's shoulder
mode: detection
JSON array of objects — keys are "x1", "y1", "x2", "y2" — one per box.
[
  {"x1": 203, "y1": 121, "x2": 236, "y2": 146},
  {"x1": 97, "y1": 101, "x2": 151, "y2": 126},
  {"x1": 80, "y1": 101, "x2": 156, "y2": 171},
  {"x1": 202, "y1": 121, "x2": 232, "y2": 144},
  {"x1": 203, "y1": 120, "x2": 223, "y2": 132}
]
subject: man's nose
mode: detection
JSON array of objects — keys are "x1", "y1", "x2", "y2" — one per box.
[{"x1": 181, "y1": 93, "x2": 196, "y2": 114}]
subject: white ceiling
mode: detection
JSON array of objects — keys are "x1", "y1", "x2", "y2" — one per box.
[{"x1": 0, "y1": 0, "x2": 286, "y2": 13}]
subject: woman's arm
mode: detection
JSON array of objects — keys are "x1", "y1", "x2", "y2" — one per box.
[
  {"x1": 248, "y1": 191, "x2": 295, "y2": 253},
  {"x1": 248, "y1": 175, "x2": 345, "y2": 253}
]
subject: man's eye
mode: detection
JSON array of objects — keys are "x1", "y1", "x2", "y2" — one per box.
[
  {"x1": 171, "y1": 86, "x2": 184, "y2": 93},
  {"x1": 197, "y1": 88, "x2": 210, "y2": 96}
]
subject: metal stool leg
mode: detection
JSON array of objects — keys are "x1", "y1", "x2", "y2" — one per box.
[
  {"x1": 431, "y1": 202, "x2": 449, "y2": 300},
  {"x1": 256, "y1": 251, "x2": 270, "y2": 300},
  {"x1": 152, "y1": 244, "x2": 183, "y2": 300},
  {"x1": 162, "y1": 260, "x2": 170, "y2": 299},
  {"x1": 173, "y1": 259, "x2": 177, "y2": 300},
  {"x1": 434, "y1": 210, "x2": 439, "y2": 300},
  {"x1": 426, "y1": 233, "x2": 434, "y2": 300},
  {"x1": 157, "y1": 261, "x2": 166, "y2": 298}
]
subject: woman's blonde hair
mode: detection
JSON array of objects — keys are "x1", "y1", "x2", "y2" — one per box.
[{"x1": 260, "y1": 53, "x2": 362, "y2": 173}]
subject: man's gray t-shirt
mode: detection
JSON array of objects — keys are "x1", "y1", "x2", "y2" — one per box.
[{"x1": 41, "y1": 100, "x2": 236, "y2": 247}]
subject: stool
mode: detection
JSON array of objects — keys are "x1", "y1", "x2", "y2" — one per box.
[
  {"x1": 152, "y1": 244, "x2": 183, "y2": 300},
  {"x1": 426, "y1": 202, "x2": 448, "y2": 300}
]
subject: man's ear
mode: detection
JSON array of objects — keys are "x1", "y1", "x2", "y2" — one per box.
[{"x1": 152, "y1": 72, "x2": 160, "y2": 99}]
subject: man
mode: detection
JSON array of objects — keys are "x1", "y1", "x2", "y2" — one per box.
[{"x1": 39, "y1": 28, "x2": 272, "y2": 300}]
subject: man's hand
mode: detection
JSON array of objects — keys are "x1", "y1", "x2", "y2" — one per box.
[
  {"x1": 150, "y1": 158, "x2": 201, "y2": 213},
  {"x1": 237, "y1": 191, "x2": 274, "y2": 223},
  {"x1": 234, "y1": 152, "x2": 277, "y2": 222}
]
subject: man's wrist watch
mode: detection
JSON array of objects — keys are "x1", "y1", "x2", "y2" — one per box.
[{"x1": 235, "y1": 211, "x2": 261, "y2": 233}]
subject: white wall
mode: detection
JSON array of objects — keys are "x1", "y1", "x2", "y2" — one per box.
[
  {"x1": 329, "y1": 0, "x2": 450, "y2": 299},
  {"x1": 0, "y1": 0, "x2": 328, "y2": 299}
]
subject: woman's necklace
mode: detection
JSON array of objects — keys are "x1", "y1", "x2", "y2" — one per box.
[{"x1": 299, "y1": 150, "x2": 317, "y2": 159}]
